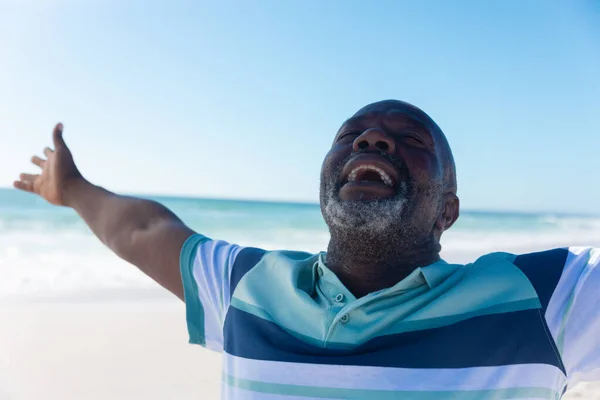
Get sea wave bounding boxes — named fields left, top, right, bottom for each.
left=1, top=190, right=599, bottom=296
left=2, top=222, right=600, bottom=297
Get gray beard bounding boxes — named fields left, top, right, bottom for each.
left=319, top=157, right=445, bottom=292
left=323, top=182, right=409, bottom=237
left=322, top=177, right=426, bottom=266
left=321, top=170, right=443, bottom=272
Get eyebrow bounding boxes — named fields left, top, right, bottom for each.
left=341, top=111, right=434, bottom=136
left=389, top=116, right=433, bottom=138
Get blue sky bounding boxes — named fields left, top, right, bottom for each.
left=1, top=1, right=599, bottom=213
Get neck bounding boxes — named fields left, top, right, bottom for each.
left=325, top=232, right=440, bottom=298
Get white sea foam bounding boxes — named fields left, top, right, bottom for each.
left=2, top=222, right=600, bottom=298
left=1, top=190, right=599, bottom=298
left=0, top=230, right=156, bottom=297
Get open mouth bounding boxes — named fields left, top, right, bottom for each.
left=340, top=155, right=399, bottom=188
left=338, top=154, right=400, bottom=200
left=346, top=165, right=394, bottom=187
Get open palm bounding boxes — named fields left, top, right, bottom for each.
left=14, top=123, right=84, bottom=206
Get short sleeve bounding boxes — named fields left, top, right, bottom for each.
left=545, top=247, right=600, bottom=386
left=179, top=234, right=244, bottom=352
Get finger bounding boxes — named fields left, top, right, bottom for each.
left=52, top=123, right=67, bottom=149
left=44, top=147, right=54, bottom=158
left=13, top=180, right=33, bottom=193
left=20, top=173, right=39, bottom=182
left=31, top=155, right=46, bottom=168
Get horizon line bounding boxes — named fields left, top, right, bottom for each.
left=0, top=186, right=597, bottom=218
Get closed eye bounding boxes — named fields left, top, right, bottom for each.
left=402, top=134, right=427, bottom=146
left=337, top=131, right=361, bottom=141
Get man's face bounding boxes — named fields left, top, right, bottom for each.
left=320, top=100, right=452, bottom=241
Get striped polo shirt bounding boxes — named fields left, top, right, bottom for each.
left=180, top=234, right=600, bottom=399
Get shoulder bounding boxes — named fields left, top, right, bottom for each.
left=181, top=234, right=320, bottom=300
left=510, top=247, right=597, bottom=293
left=508, top=246, right=599, bottom=274
left=511, top=248, right=570, bottom=309
left=183, top=234, right=316, bottom=267
left=474, top=247, right=597, bottom=311
left=230, top=247, right=320, bottom=294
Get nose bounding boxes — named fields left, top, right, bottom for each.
left=352, top=128, right=396, bottom=154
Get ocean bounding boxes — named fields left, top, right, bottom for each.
left=1, top=187, right=599, bottom=298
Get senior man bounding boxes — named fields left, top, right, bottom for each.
left=14, top=100, right=600, bottom=399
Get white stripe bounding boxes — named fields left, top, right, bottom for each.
left=192, top=240, right=243, bottom=351
left=224, top=353, right=566, bottom=391
left=224, top=387, right=325, bottom=400
left=546, top=247, right=600, bottom=384
left=545, top=247, right=588, bottom=343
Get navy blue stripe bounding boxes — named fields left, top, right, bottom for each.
left=513, top=248, right=568, bottom=311
left=230, top=247, right=266, bottom=297
left=224, top=306, right=565, bottom=372
left=512, top=248, right=568, bottom=377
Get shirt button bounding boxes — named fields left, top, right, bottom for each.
left=335, top=293, right=345, bottom=302
left=340, top=314, right=349, bottom=323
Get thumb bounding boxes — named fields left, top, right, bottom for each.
left=52, top=123, right=68, bottom=149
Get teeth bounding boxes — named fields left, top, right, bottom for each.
left=347, top=165, right=393, bottom=187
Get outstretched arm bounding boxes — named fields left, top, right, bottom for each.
left=14, top=123, right=194, bottom=300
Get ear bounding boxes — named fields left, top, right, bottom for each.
left=435, top=194, right=460, bottom=233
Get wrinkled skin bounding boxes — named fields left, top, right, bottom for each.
left=320, top=100, right=459, bottom=297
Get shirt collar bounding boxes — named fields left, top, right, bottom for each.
left=419, top=259, right=461, bottom=288
left=315, top=253, right=460, bottom=295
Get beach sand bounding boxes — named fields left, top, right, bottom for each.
left=0, top=290, right=220, bottom=400
left=0, top=289, right=597, bottom=400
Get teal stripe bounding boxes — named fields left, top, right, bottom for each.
left=231, top=297, right=541, bottom=348
left=179, top=233, right=211, bottom=346
left=556, top=251, right=591, bottom=354
left=224, top=374, right=559, bottom=399
left=230, top=297, right=276, bottom=324
left=230, top=297, right=329, bottom=347
left=556, top=291, right=575, bottom=354
left=219, top=242, right=230, bottom=324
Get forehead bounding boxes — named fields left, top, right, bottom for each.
left=347, top=100, right=437, bottom=130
